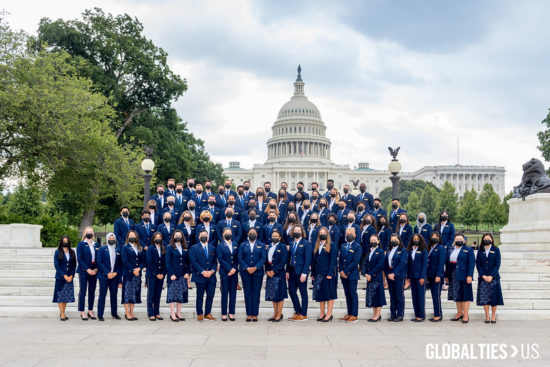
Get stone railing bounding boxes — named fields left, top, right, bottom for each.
left=0, top=223, right=43, bottom=248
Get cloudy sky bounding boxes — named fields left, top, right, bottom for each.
left=4, top=0, right=550, bottom=193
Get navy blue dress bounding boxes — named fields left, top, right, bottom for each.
left=446, top=246, right=475, bottom=302
left=311, top=242, right=338, bottom=302
left=121, top=244, right=145, bottom=304
left=52, top=250, right=76, bottom=303
left=476, top=246, right=504, bottom=306
left=264, top=242, right=288, bottom=302
left=361, top=247, right=387, bottom=308
left=165, top=245, right=191, bottom=304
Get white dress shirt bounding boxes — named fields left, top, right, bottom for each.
left=108, top=244, right=116, bottom=272
left=131, top=244, right=138, bottom=255
left=485, top=245, right=491, bottom=257
left=450, top=247, right=460, bottom=262
left=87, top=241, right=96, bottom=262
left=225, top=241, right=233, bottom=254
left=411, top=246, right=418, bottom=260
left=369, top=246, right=377, bottom=261
left=176, top=243, right=183, bottom=255
left=388, top=246, right=398, bottom=265
left=268, top=243, right=277, bottom=262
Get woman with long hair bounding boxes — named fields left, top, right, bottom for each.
left=476, top=233, right=503, bottom=323
left=426, top=231, right=446, bottom=322
left=146, top=232, right=166, bottom=321
left=446, top=233, right=475, bottom=323
left=76, top=227, right=99, bottom=320
left=406, top=234, right=428, bottom=322
left=385, top=234, right=407, bottom=322
left=121, top=230, right=145, bottom=321
left=53, top=236, right=76, bottom=321
left=311, top=227, right=337, bottom=322
left=165, top=230, right=190, bottom=322
left=265, top=230, right=288, bottom=322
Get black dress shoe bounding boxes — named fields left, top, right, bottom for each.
left=485, top=319, right=490, bottom=324
left=222, top=317, right=228, bottom=322
left=156, top=316, right=164, bottom=320
left=252, top=318, right=258, bottom=322
left=451, top=315, right=463, bottom=321
left=88, top=312, right=97, bottom=320
left=388, top=316, right=396, bottom=321
left=429, top=317, right=442, bottom=322
left=393, top=316, right=403, bottom=322
left=112, top=314, right=121, bottom=320
left=368, top=316, right=381, bottom=322
left=411, top=318, right=424, bottom=322
left=316, top=315, right=325, bottom=322
left=177, top=316, right=186, bottom=321
left=98, top=317, right=105, bottom=322
left=81, top=314, right=89, bottom=321
left=321, top=315, right=333, bottom=322
left=246, top=317, right=252, bottom=322
left=149, top=317, right=157, bottom=321
left=125, top=315, right=134, bottom=321
left=229, top=317, right=236, bottom=321
left=132, top=317, right=138, bottom=321
left=491, top=320, right=497, bottom=324
left=170, top=315, right=180, bottom=322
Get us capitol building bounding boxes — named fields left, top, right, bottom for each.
left=224, top=67, right=506, bottom=198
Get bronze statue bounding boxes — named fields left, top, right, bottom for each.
left=512, top=158, right=550, bottom=199
left=350, top=179, right=360, bottom=190
left=388, top=146, right=400, bottom=160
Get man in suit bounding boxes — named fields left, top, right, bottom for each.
left=183, top=178, right=196, bottom=199
left=202, top=197, right=221, bottom=226
left=97, top=233, right=122, bottom=321
left=166, top=178, right=177, bottom=198
left=323, top=179, right=335, bottom=200
left=135, top=210, right=156, bottom=250
left=287, top=225, right=312, bottom=321
left=340, top=212, right=360, bottom=246
left=113, top=206, right=135, bottom=247
left=242, top=180, right=255, bottom=202
left=357, top=183, right=375, bottom=211
left=190, top=230, right=218, bottom=321
left=339, top=228, right=362, bottom=323
left=373, top=198, right=387, bottom=222
left=216, top=207, right=243, bottom=244
left=215, top=186, right=228, bottom=208
left=340, top=184, right=357, bottom=211
left=280, top=182, right=294, bottom=202
left=260, top=211, right=283, bottom=243
left=335, top=201, right=350, bottom=226
left=192, top=184, right=209, bottom=212
left=389, top=198, right=407, bottom=233
left=174, top=183, right=188, bottom=212
left=264, top=181, right=277, bottom=200
left=295, top=181, right=310, bottom=201
left=162, top=197, right=181, bottom=225
left=223, top=179, right=237, bottom=200
left=151, top=185, right=167, bottom=211
left=235, top=185, right=249, bottom=209
left=203, top=180, right=214, bottom=197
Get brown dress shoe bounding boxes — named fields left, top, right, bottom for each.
left=204, top=314, right=217, bottom=321
left=345, top=316, right=359, bottom=323
left=237, top=284, right=242, bottom=290
left=339, top=315, right=351, bottom=322
left=197, top=314, right=204, bottom=321
left=295, top=315, right=308, bottom=322
left=288, top=313, right=299, bottom=321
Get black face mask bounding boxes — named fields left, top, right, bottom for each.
left=85, top=233, right=93, bottom=239
left=164, top=218, right=171, bottom=223
left=297, top=187, right=303, bottom=191
left=249, top=215, right=256, bottom=221
left=248, top=234, right=257, bottom=241
left=184, top=216, right=191, bottom=222
left=143, top=217, right=150, bottom=223
left=154, top=238, right=163, bottom=244
left=319, top=234, right=328, bottom=240
left=272, top=238, right=279, bottom=243
left=269, top=217, right=276, bottom=223
left=380, top=221, right=386, bottom=227
left=370, top=241, right=378, bottom=247
left=167, top=202, right=175, bottom=206
left=269, top=204, right=276, bottom=209
left=374, top=203, right=380, bottom=209
left=205, top=185, right=212, bottom=190
left=225, top=184, right=231, bottom=189
left=228, top=200, right=235, bottom=205
left=158, top=190, right=164, bottom=196
left=310, top=218, right=318, bottom=223
left=391, top=241, right=399, bottom=247
left=128, top=237, right=136, bottom=244
left=293, top=232, right=301, bottom=239
left=343, top=189, right=349, bottom=194
left=257, top=192, right=264, bottom=197
left=304, top=205, right=310, bottom=209
left=418, top=217, right=425, bottom=223
left=107, top=240, right=116, bottom=246
left=328, top=220, right=336, bottom=226
left=196, top=190, right=203, bottom=195
left=238, top=191, right=244, bottom=195
left=168, top=184, right=175, bottom=189
left=189, top=205, right=195, bottom=210
left=392, top=203, right=398, bottom=209
left=412, top=240, right=420, bottom=246
left=330, top=193, right=336, bottom=198
left=441, top=216, right=448, bottom=221
left=200, top=236, right=208, bottom=243
left=338, top=205, right=345, bottom=210
left=347, top=217, right=354, bottom=223
left=176, top=188, right=183, bottom=193
left=203, top=217, right=211, bottom=223
left=399, top=218, right=407, bottom=224
left=455, top=241, right=464, bottom=247
left=62, top=242, right=70, bottom=248
left=346, top=234, right=355, bottom=242
left=150, top=205, right=156, bottom=210
left=360, top=187, right=366, bottom=193
left=327, top=184, right=334, bottom=190
left=226, top=213, right=233, bottom=218
left=364, top=219, right=371, bottom=225
left=482, top=239, right=492, bottom=246
left=218, top=189, right=224, bottom=194
left=430, top=238, right=439, bottom=244
left=224, top=234, right=232, bottom=241
left=358, top=206, right=364, bottom=212
left=264, top=187, right=270, bottom=192
left=188, top=182, right=194, bottom=188
left=122, top=212, right=129, bottom=218
left=244, top=186, right=250, bottom=191
left=209, top=201, right=216, bottom=206
left=320, top=203, right=326, bottom=208
left=288, top=217, right=296, bottom=223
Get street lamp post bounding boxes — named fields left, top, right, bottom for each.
left=141, top=146, right=155, bottom=209
left=388, top=147, right=402, bottom=200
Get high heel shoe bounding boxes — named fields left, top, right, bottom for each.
left=317, top=314, right=326, bottom=322
left=368, top=316, right=381, bottom=322
left=321, top=315, right=333, bottom=323
left=177, top=315, right=186, bottom=321
left=170, top=315, right=180, bottom=322
left=125, top=315, right=134, bottom=321
left=485, top=319, right=490, bottom=324
left=272, top=315, right=283, bottom=322
left=450, top=315, right=463, bottom=321
left=80, top=314, right=88, bottom=321
left=87, top=312, right=96, bottom=320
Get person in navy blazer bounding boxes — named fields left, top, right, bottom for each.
left=354, top=201, right=373, bottom=226
left=235, top=185, right=249, bottom=209
left=76, top=227, right=100, bottom=320
left=298, top=200, right=313, bottom=227
left=315, top=198, right=330, bottom=227
left=135, top=210, right=156, bottom=250
left=217, top=228, right=240, bottom=321
left=339, top=212, right=361, bottom=247
left=165, top=230, right=191, bottom=322
left=162, top=197, right=181, bottom=225
left=96, top=233, right=122, bottom=321
left=238, top=228, right=267, bottom=322
left=216, top=207, right=242, bottom=244
left=476, top=233, right=503, bottom=323
left=389, top=199, right=407, bottom=233
left=190, top=229, right=218, bottom=321
left=445, top=233, right=475, bottom=323
left=361, top=234, right=386, bottom=321
left=340, top=185, right=357, bottom=211
left=295, top=182, right=310, bottom=200
left=151, top=185, right=167, bottom=211
left=186, top=200, right=200, bottom=223
left=224, top=197, right=242, bottom=222
left=305, top=213, right=321, bottom=245
left=426, top=231, right=446, bottom=322
left=174, top=185, right=188, bottom=213
left=264, top=181, right=277, bottom=200
left=195, top=211, right=217, bottom=247
left=327, top=214, right=341, bottom=247
left=277, top=190, right=289, bottom=223
left=114, top=206, right=135, bottom=247
left=385, top=234, right=408, bottom=322
left=338, top=228, right=363, bottom=323
left=177, top=211, right=197, bottom=247
left=146, top=232, right=166, bottom=321
left=53, top=236, right=76, bottom=321
left=121, top=230, right=145, bottom=320
left=334, top=201, right=350, bottom=225
left=287, top=225, right=312, bottom=321
left=434, top=210, right=456, bottom=251
left=264, top=199, right=279, bottom=223
left=372, top=198, right=387, bottom=222
left=261, top=211, right=284, bottom=244
left=309, top=191, right=320, bottom=211
left=414, top=212, right=432, bottom=245
left=396, top=213, right=413, bottom=248
left=357, top=183, right=375, bottom=211
left=265, top=230, right=288, bottom=322
left=157, top=211, right=176, bottom=247
left=377, top=216, right=392, bottom=252
left=214, top=186, right=228, bottom=208
left=202, top=196, right=221, bottom=225
left=406, top=234, right=428, bottom=321
left=359, top=215, right=377, bottom=262
left=241, top=209, right=263, bottom=236
left=311, top=227, right=337, bottom=322
left=192, top=183, right=209, bottom=210
left=183, top=179, right=196, bottom=199
left=222, top=179, right=237, bottom=200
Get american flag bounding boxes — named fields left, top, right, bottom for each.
left=299, top=142, right=303, bottom=158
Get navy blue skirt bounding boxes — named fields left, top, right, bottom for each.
left=313, top=276, right=337, bottom=302
left=122, top=275, right=142, bottom=304
left=52, top=279, right=75, bottom=303
left=448, top=267, right=473, bottom=302
left=166, top=277, right=189, bottom=304
left=366, top=277, right=386, bottom=308
left=265, top=272, right=287, bottom=302
left=476, top=278, right=504, bottom=306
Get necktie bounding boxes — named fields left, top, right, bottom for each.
left=125, top=219, right=129, bottom=229
left=204, top=245, right=208, bottom=258
left=146, top=224, right=149, bottom=235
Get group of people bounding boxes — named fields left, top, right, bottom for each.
left=53, top=178, right=504, bottom=324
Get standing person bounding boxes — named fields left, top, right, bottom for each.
left=434, top=210, right=455, bottom=251
left=338, top=228, right=362, bottom=323
left=372, top=198, right=387, bottom=222
left=97, top=233, right=122, bottom=321
left=406, top=234, right=428, bottom=322
left=385, top=234, right=407, bottom=322
left=446, top=233, right=475, bottom=324
left=265, top=230, right=288, bottom=322
left=389, top=199, right=406, bottom=233
left=53, top=236, right=76, bottom=321
left=426, top=232, right=446, bottom=322
left=177, top=210, right=196, bottom=247
left=287, top=225, right=312, bottom=321
left=396, top=213, right=413, bottom=248
left=146, top=199, right=161, bottom=226
left=261, top=210, right=284, bottom=244
left=76, top=227, right=99, bottom=320
left=360, top=214, right=377, bottom=259
left=195, top=211, right=217, bottom=247
left=311, top=227, right=337, bottom=322
left=476, top=233, right=503, bottom=324
left=357, top=183, right=374, bottom=211
left=190, top=230, right=218, bottom=321
left=158, top=212, right=175, bottom=247
left=136, top=210, right=156, bottom=250
left=238, top=228, right=267, bottom=322
left=217, top=228, right=239, bottom=321
left=146, top=232, right=166, bottom=321
left=165, top=230, right=191, bottom=322
left=361, top=234, right=386, bottom=322
left=414, top=212, right=432, bottom=245
left=121, top=230, right=145, bottom=321
left=114, top=206, right=135, bottom=247
left=377, top=216, right=391, bottom=252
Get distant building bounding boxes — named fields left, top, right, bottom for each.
left=224, top=67, right=505, bottom=198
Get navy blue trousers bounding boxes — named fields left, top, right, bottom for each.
left=341, top=278, right=358, bottom=316
left=428, top=277, right=443, bottom=318
left=241, top=272, right=263, bottom=316
left=98, top=278, right=119, bottom=318
left=220, top=273, right=238, bottom=315
left=195, top=277, right=216, bottom=315
left=387, top=277, right=405, bottom=317
left=147, top=276, right=164, bottom=317
left=288, top=270, right=309, bottom=316
left=78, top=271, right=97, bottom=312
left=410, top=278, right=426, bottom=319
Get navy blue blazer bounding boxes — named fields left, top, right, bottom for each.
left=373, top=207, right=387, bottom=221
left=339, top=223, right=361, bottom=245
left=189, top=243, right=217, bottom=283
left=305, top=225, right=320, bottom=245
left=147, top=210, right=162, bottom=227
left=446, top=245, right=475, bottom=281
left=315, top=207, right=330, bottom=227
left=238, top=240, right=267, bottom=277
left=176, top=223, right=196, bottom=246
left=434, top=222, right=456, bottom=249
left=475, top=245, right=501, bottom=280
left=162, top=206, right=181, bottom=225
left=265, top=242, right=288, bottom=275
left=157, top=222, right=176, bottom=247
left=359, top=225, right=377, bottom=259
left=121, top=244, right=145, bottom=276
left=407, top=248, right=428, bottom=279
left=378, top=226, right=392, bottom=252
left=145, top=245, right=166, bottom=278
left=355, top=209, right=373, bottom=226
left=216, top=219, right=242, bottom=244
left=327, top=225, right=341, bottom=247
left=260, top=222, right=284, bottom=243
left=241, top=220, right=263, bottom=239
left=76, top=241, right=100, bottom=273
left=151, top=193, right=166, bottom=211
left=312, top=242, right=338, bottom=277
left=201, top=205, right=222, bottom=225
left=173, top=194, right=189, bottom=212
left=214, top=193, right=227, bottom=208
left=340, top=193, right=357, bottom=211
left=165, top=245, right=190, bottom=279
left=389, top=208, right=407, bottom=233
left=183, top=187, right=195, bottom=199
left=136, top=221, right=156, bottom=249
left=338, top=241, right=362, bottom=280
left=397, top=223, right=413, bottom=247
left=194, top=223, right=217, bottom=247
left=96, top=245, right=122, bottom=282
left=234, top=195, right=249, bottom=209
left=298, top=208, right=313, bottom=227
left=266, top=191, right=277, bottom=200
left=54, top=250, right=76, bottom=279
left=414, top=224, right=433, bottom=245
left=385, top=247, right=408, bottom=279
left=334, top=208, right=350, bottom=225
left=114, top=217, right=135, bottom=246
left=287, top=238, right=312, bottom=276
left=192, top=193, right=209, bottom=210
left=427, top=244, right=446, bottom=279
left=361, top=246, right=385, bottom=280
left=356, top=192, right=374, bottom=211
left=216, top=241, right=239, bottom=276
left=241, top=209, right=264, bottom=226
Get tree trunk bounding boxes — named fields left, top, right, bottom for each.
left=79, top=207, right=95, bottom=235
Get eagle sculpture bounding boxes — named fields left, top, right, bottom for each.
left=388, top=146, right=400, bottom=160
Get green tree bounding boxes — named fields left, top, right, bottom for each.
left=404, top=191, right=421, bottom=221
left=6, top=183, right=44, bottom=218
left=436, top=181, right=459, bottom=221
left=420, top=186, right=439, bottom=224
left=537, top=108, right=550, bottom=171
left=379, top=179, right=438, bottom=212
left=458, top=188, right=480, bottom=230
left=479, top=183, right=506, bottom=231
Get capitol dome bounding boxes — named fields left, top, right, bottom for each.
left=266, top=66, right=332, bottom=164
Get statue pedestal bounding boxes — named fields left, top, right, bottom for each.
left=500, top=193, right=550, bottom=249
left=0, top=224, right=43, bottom=248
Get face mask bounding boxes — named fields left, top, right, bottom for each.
left=264, top=187, right=270, bottom=193
left=288, top=217, right=296, bottom=223
left=272, top=238, right=279, bottom=244
left=327, top=184, right=333, bottom=190
left=184, top=216, right=191, bottom=221
left=312, top=196, right=318, bottom=200
left=293, top=232, right=301, bottom=239
left=328, top=220, right=336, bottom=225
left=269, top=217, right=276, bottom=223
left=346, top=234, right=355, bottom=242
left=63, top=242, right=70, bottom=248
left=418, top=217, right=425, bottom=224
left=218, top=189, right=224, bottom=194
left=360, top=187, right=366, bottom=193
left=224, top=234, right=232, bottom=241
left=380, top=221, right=386, bottom=226
left=203, top=217, right=211, bottom=223
left=225, top=184, right=231, bottom=189
left=85, top=233, right=93, bottom=239
left=176, top=188, right=183, bottom=193
left=297, top=187, right=303, bottom=191
left=228, top=200, right=235, bottom=205
left=143, top=217, right=150, bottom=223
left=269, top=204, right=276, bottom=209
left=164, top=217, right=171, bottom=223
left=107, top=240, right=116, bottom=246
left=248, top=234, right=257, bottom=241
left=196, top=190, right=203, bottom=195
left=279, top=192, right=285, bottom=197
left=250, top=215, right=256, bottom=221
left=358, top=206, right=364, bottom=211
left=257, top=192, right=264, bottom=196
left=244, top=185, right=250, bottom=190
left=330, top=193, right=336, bottom=198
left=412, top=240, right=420, bottom=246
left=200, top=236, right=208, bottom=243
left=374, top=203, right=380, bottom=209
left=158, top=190, right=164, bottom=195
left=482, top=239, right=492, bottom=246
left=370, top=241, right=378, bottom=247
left=338, top=205, right=345, bottom=210
left=399, top=218, right=407, bottom=224
left=430, top=238, right=439, bottom=244
left=205, top=185, right=212, bottom=190
left=168, top=184, right=175, bottom=189
left=392, top=203, right=398, bottom=209
left=150, top=205, right=156, bottom=210
left=441, top=216, right=448, bottom=221
left=364, top=219, right=371, bottom=225
left=167, top=201, right=175, bottom=206
left=304, top=205, right=310, bottom=209
left=347, top=217, right=354, bottom=223
left=319, top=234, right=328, bottom=240
left=209, top=201, right=216, bottom=206
left=189, top=205, right=195, bottom=210
left=343, top=189, right=349, bottom=194
left=226, top=212, right=233, bottom=218
left=188, top=182, right=194, bottom=188
left=238, top=190, right=244, bottom=195
left=391, top=241, right=399, bottom=247
left=455, top=241, right=464, bottom=247
left=122, top=212, right=129, bottom=218
left=320, top=203, right=326, bottom=208
left=310, top=218, right=318, bottom=223
left=128, top=237, right=136, bottom=244
left=154, top=238, right=163, bottom=244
